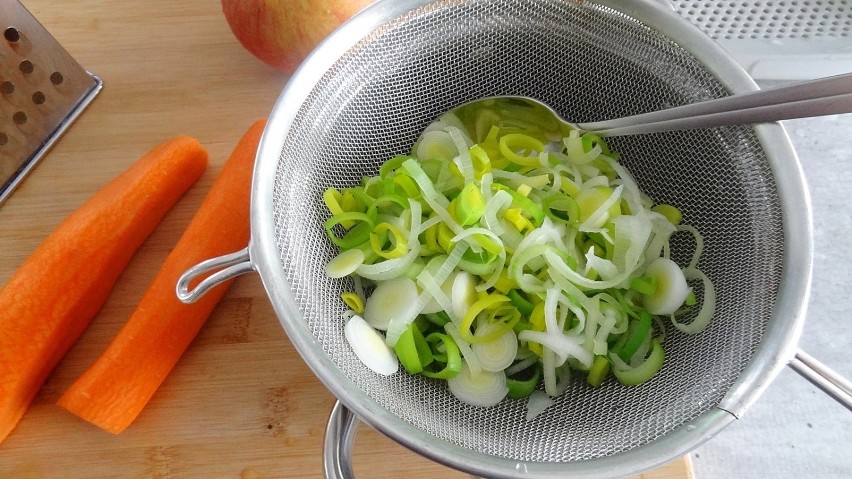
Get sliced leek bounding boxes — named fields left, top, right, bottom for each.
left=363, top=277, right=418, bottom=330
left=447, top=363, right=509, bottom=407
left=325, top=249, right=365, bottom=278
left=323, top=103, right=715, bottom=407
left=344, top=315, right=399, bottom=376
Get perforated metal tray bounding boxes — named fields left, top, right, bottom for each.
left=669, top=0, right=852, bottom=79
left=0, top=1, right=102, bottom=206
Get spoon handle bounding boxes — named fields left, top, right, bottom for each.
left=580, top=72, right=852, bottom=137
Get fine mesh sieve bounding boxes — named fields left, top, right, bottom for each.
left=178, top=0, right=827, bottom=477
left=273, top=0, right=786, bottom=461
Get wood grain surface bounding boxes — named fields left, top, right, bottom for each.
left=0, top=1, right=694, bottom=478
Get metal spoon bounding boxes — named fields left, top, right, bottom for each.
left=445, top=71, right=852, bottom=138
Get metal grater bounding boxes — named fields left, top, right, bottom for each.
left=0, top=1, right=102, bottom=206
left=668, top=0, right=852, bottom=79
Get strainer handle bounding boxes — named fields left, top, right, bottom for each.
left=175, top=247, right=254, bottom=303
left=323, top=401, right=358, bottom=479
left=788, top=349, right=852, bottom=412
left=323, top=401, right=481, bottom=479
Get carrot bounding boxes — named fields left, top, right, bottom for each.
left=0, top=136, right=208, bottom=444
left=57, top=119, right=265, bottom=434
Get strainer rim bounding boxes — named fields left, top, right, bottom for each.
left=248, top=0, right=813, bottom=477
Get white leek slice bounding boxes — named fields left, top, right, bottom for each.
left=447, top=363, right=508, bottom=407
left=491, top=169, right=551, bottom=190
left=600, top=155, right=643, bottom=212
left=324, top=249, right=365, bottom=278
left=581, top=174, right=610, bottom=189
left=451, top=270, right=478, bottom=320
left=415, top=130, right=458, bottom=161
left=671, top=267, right=715, bottom=334
left=435, top=111, right=469, bottom=135
left=401, top=159, right=462, bottom=235
left=643, top=214, right=677, bottom=265
left=584, top=246, right=619, bottom=281
left=578, top=184, right=623, bottom=231
left=545, top=249, right=634, bottom=291
left=507, top=243, right=551, bottom=293
left=450, top=227, right=503, bottom=258
left=541, top=346, right=558, bottom=396
left=513, top=216, right=564, bottom=253
left=383, top=246, right=465, bottom=345
left=418, top=270, right=457, bottom=318
left=419, top=255, right=455, bottom=314
left=480, top=172, right=493, bottom=203
left=363, top=277, right=419, bottom=330
left=486, top=213, right=517, bottom=247
left=415, top=243, right=468, bottom=316
left=345, top=315, right=398, bottom=376
left=593, top=310, right=617, bottom=355
left=472, top=325, right=518, bottom=372
left=448, top=127, right=474, bottom=185
left=525, top=390, right=555, bottom=421
left=563, top=130, right=600, bottom=165
left=482, top=190, right=512, bottom=235
left=611, top=213, right=654, bottom=274
left=450, top=227, right=507, bottom=292
left=597, top=293, right=628, bottom=335
left=676, top=224, right=705, bottom=271
left=518, top=329, right=593, bottom=369
left=643, top=257, right=689, bottom=315
left=543, top=287, right=564, bottom=335
left=418, top=214, right=443, bottom=234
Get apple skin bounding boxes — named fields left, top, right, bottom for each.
left=222, top=0, right=374, bottom=74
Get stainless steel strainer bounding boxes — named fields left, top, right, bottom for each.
left=177, top=0, right=851, bottom=477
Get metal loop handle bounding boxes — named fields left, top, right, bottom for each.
left=323, top=401, right=359, bottom=479
left=788, top=349, right=852, bottom=412
left=323, top=401, right=482, bottom=479
left=176, top=247, right=254, bottom=303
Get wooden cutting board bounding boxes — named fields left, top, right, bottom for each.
left=0, top=1, right=694, bottom=477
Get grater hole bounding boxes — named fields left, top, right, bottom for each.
left=50, top=71, right=64, bottom=85
left=18, top=60, right=33, bottom=75
left=0, top=81, right=14, bottom=95
left=12, top=111, right=26, bottom=125
left=31, top=91, right=45, bottom=105
left=4, top=27, right=20, bottom=43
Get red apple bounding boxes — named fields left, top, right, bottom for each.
left=221, top=0, right=375, bottom=74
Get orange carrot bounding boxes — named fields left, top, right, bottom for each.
left=57, top=119, right=265, bottom=434
left=0, top=136, right=208, bottom=444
